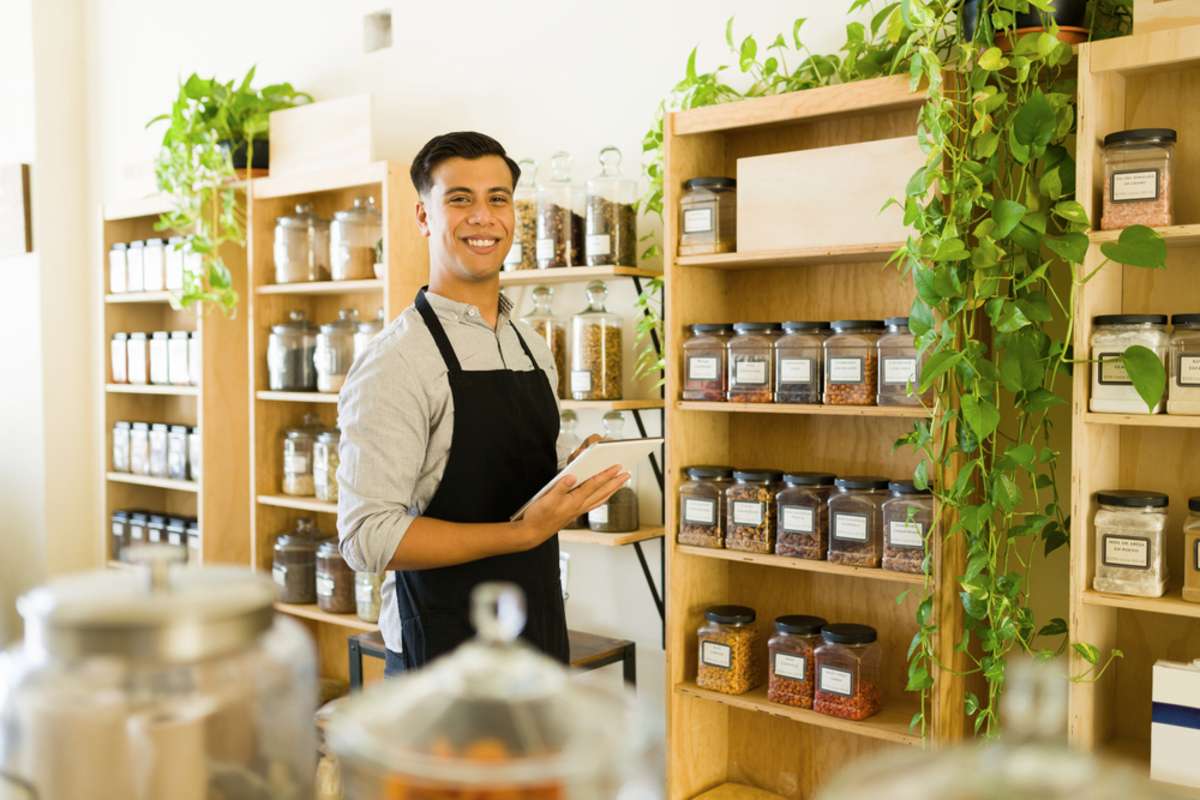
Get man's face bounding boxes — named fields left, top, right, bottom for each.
left=416, top=155, right=515, bottom=281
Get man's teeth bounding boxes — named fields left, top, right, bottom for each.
left=467, top=238, right=497, bottom=247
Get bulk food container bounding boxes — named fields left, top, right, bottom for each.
left=331, top=197, right=381, bottom=281
left=536, top=151, right=584, bottom=268
left=584, top=145, right=636, bottom=267
left=504, top=158, right=538, bottom=271
left=273, top=202, right=331, bottom=283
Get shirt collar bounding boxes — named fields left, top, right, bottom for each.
left=424, top=289, right=513, bottom=328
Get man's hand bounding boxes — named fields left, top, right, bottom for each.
left=568, top=433, right=603, bottom=463
left=518, top=465, right=629, bottom=548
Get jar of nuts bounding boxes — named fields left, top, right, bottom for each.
left=877, top=316, right=929, bottom=407
left=570, top=281, right=622, bottom=400
left=882, top=480, right=933, bottom=574
left=503, top=158, right=538, bottom=271
left=678, top=465, right=733, bottom=548
left=768, top=614, right=827, bottom=709
left=536, top=150, right=585, bottom=268
left=775, top=472, right=836, bottom=560
left=775, top=321, right=830, bottom=404
left=814, top=623, right=882, bottom=721
left=828, top=476, right=889, bottom=567
left=682, top=323, right=732, bottom=402
left=1100, top=128, right=1176, bottom=231
left=523, top=285, right=568, bottom=399
left=727, top=322, right=780, bottom=403
left=725, top=469, right=782, bottom=554
left=824, top=320, right=886, bottom=406
left=696, top=605, right=762, bottom=695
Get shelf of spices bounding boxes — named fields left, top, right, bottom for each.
left=1092, top=490, right=1169, bottom=598
left=110, top=508, right=197, bottom=563
left=110, top=329, right=200, bottom=387
left=1088, top=312, right=1200, bottom=416
left=111, top=419, right=199, bottom=484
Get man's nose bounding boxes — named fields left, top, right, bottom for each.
left=467, top=202, right=495, bottom=225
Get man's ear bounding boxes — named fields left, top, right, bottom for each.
left=415, top=199, right=431, bottom=238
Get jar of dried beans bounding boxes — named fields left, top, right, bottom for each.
left=725, top=469, right=781, bottom=554
left=282, top=424, right=316, bottom=496
left=584, top=145, right=637, bottom=267
left=316, top=539, right=356, bottom=614
left=825, top=320, right=885, bottom=406
left=679, top=177, right=736, bottom=256
left=696, top=605, right=761, bottom=695
left=828, top=476, right=889, bottom=567
left=727, top=322, right=778, bottom=403
left=537, top=151, right=584, bottom=268
left=814, top=623, right=882, bottom=721
left=273, top=519, right=320, bottom=604
left=1184, top=497, right=1200, bottom=604
left=570, top=281, right=622, bottom=400
left=678, top=465, right=733, bottom=548
left=775, top=472, right=836, bottom=560
left=882, top=480, right=933, bottom=574
left=314, top=428, right=340, bottom=503
left=1090, top=314, right=1169, bottom=414
left=877, top=316, right=927, bottom=406
left=768, top=614, right=827, bottom=709
left=503, top=158, right=538, bottom=271
left=775, top=321, right=829, bottom=404
left=1093, top=489, right=1168, bottom=598
left=1100, top=128, right=1176, bottom=231
left=682, top=323, right=731, bottom=402
left=1168, top=314, right=1200, bottom=415
left=523, top=286, right=568, bottom=398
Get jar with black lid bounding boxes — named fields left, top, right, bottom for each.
left=130, top=422, right=150, bottom=475
left=776, top=472, right=837, bottom=560
left=146, top=514, right=167, bottom=545
left=882, top=480, right=934, bottom=574
left=877, top=316, right=926, bottom=406
left=110, top=332, right=129, bottom=384
left=165, top=516, right=188, bottom=558
left=814, top=623, right=882, bottom=720
left=316, top=539, right=356, bottom=614
left=825, top=320, right=886, bottom=406
left=127, top=511, right=149, bottom=547
left=148, top=423, right=169, bottom=478
left=167, top=424, right=189, bottom=481
left=682, top=323, right=732, bottom=402
left=186, top=518, right=201, bottom=563
left=111, top=420, right=131, bottom=472
left=828, top=476, right=890, bottom=567
left=775, top=321, right=829, bottom=404
left=273, top=518, right=320, bottom=604
left=126, top=332, right=148, bottom=385
left=727, top=322, right=779, bottom=403
left=725, top=469, right=782, bottom=553
left=1101, top=128, right=1176, bottom=230
left=108, top=242, right=128, bottom=294
left=678, top=465, right=733, bottom=548
left=1168, top=313, right=1200, bottom=415
left=696, top=604, right=761, bottom=695
left=1093, top=489, right=1168, bottom=598
left=679, top=177, right=736, bottom=256
left=1090, top=314, right=1169, bottom=414
left=110, top=510, right=129, bottom=560
left=768, top=614, right=827, bottom=709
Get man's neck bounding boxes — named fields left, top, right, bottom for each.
left=428, top=267, right=502, bottom=328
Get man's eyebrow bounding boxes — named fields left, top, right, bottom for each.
left=442, top=186, right=513, bottom=195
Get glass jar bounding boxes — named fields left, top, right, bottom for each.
left=503, top=158, right=538, bottom=271
left=557, top=410, right=590, bottom=530
left=188, top=330, right=201, bottom=386
left=536, top=151, right=584, bottom=268
left=814, top=623, right=882, bottom=721
left=145, top=514, right=166, bottom=545
left=273, top=518, right=320, bottom=604
left=776, top=472, right=837, bottom=560
left=187, top=518, right=201, bottom=563
left=1101, top=128, right=1176, bottom=230
left=679, top=177, right=737, bottom=256
left=126, top=332, right=148, bottom=385
left=274, top=202, right=331, bottom=283
left=882, top=480, right=934, bottom=574
left=588, top=412, right=640, bottom=533
left=354, top=307, right=385, bottom=363
left=108, top=242, right=127, bottom=293
left=142, top=237, right=166, bottom=292
left=725, top=469, right=782, bottom=554
left=1168, top=314, right=1200, bottom=415
left=331, top=196, right=381, bottom=280
left=828, top=476, right=889, bottom=567
left=696, top=605, right=762, bottom=695
left=129, top=422, right=150, bottom=476
left=167, top=424, right=189, bottom=481
left=1090, top=314, right=1169, bottom=414
left=188, top=426, right=201, bottom=482
left=585, top=145, right=637, bottom=267
left=524, top=285, right=567, bottom=398
left=314, top=428, right=341, bottom=503
left=315, top=307, right=359, bottom=393
left=768, top=614, right=828, bottom=709
left=355, top=572, right=384, bottom=623
left=877, top=316, right=927, bottom=406
left=148, top=423, right=169, bottom=478
left=570, top=281, right=622, bottom=400
left=282, top=422, right=317, bottom=496
left=316, top=539, right=356, bottom=614
left=165, top=516, right=188, bottom=558
left=110, top=332, right=128, bottom=383
left=166, top=330, right=188, bottom=385
left=825, top=320, right=885, bottom=406
left=1185, top=498, right=1200, bottom=603
left=1092, top=490, right=1168, bottom=598
left=127, top=511, right=148, bottom=547
left=678, top=465, right=733, bottom=548
left=682, top=323, right=731, bottom=402
left=164, top=235, right=185, bottom=291
left=149, top=331, right=169, bottom=385
left=125, top=239, right=145, bottom=292
left=727, top=322, right=779, bottom=403
left=110, top=510, right=128, bottom=560
left=775, top=321, right=829, bottom=404
left=268, top=309, right=318, bottom=391
left=111, top=420, right=131, bottom=472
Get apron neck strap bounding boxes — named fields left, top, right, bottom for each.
left=415, top=287, right=462, bottom=373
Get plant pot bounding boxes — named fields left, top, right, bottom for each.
left=960, top=0, right=1090, bottom=40
left=220, top=138, right=270, bottom=170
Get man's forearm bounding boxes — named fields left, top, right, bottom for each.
left=385, top=516, right=536, bottom=571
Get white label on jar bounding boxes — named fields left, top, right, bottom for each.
left=779, top=358, right=813, bottom=384
left=504, top=240, right=522, bottom=265
left=1103, top=535, right=1150, bottom=569
left=285, top=453, right=309, bottom=475
left=774, top=653, right=807, bottom=680
left=688, top=356, right=719, bottom=381
left=819, top=665, right=854, bottom=696
left=316, top=574, right=334, bottom=597
left=1179, top=356, right=1200, bottom=386
left=889, top=521, right=925, bottom=548
left=781, top=506, right=814, bottom=534
left=683, top=207, right=714, bottom=234
left=701, top=641, right=732, bottom=669
left=734, top=360, right=767, bottom=386
left=1097, top=351, right=1131, bottom=385
left=733, top=501, right=764, bottom=526
left=571, top=370, right=592, bottom=392
left=536, top=238, right=555, bottom=261
left=272, top=564, right=287, bottom=587
left=586, top=234, right=612, bottom=258
left=589, top=504, right=610, bottom=525
left=883, top=357, right=918, bottom=386
left=833, top=512, right=869, bottom=542
left=829, top=357, right=864, bottom=384
left=1111, top=169, right=1159, bottom=202
left=357, top=582, right=375, bottom=604
left=684, top=498, right=716, bottom=525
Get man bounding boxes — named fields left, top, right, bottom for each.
left=337, top=131, right=627, bottom=674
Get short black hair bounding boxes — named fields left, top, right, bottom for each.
left=410, top=131, right=521, bottom=197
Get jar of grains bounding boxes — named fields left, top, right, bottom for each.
left=678, top=465, right=733, bottom=548
left=727, top=322, right=779, bottom=403
left=877, top=316, right=928, bottom=406
left=584, top=145, right=637, bottom=267
left=503, top=158, right=538, bottom=271
left=355, top=572, right=384, bottom=623
left=725, top=469, right=782, bottom=554
left=775, top=472, right=837, bottom=560
left=314, top=308, right=359, bottom=393
left=679, top=177, right=737, bottom=256
left=330, top=196, right=381, bottom=281
left=145, top=514, right=166, bottom=545
left=570, top=281, right=622, bottom=400
left=1100, top=128, right=1176, bottom=231
left=1090, top=314, right=1169, bottom=414
left=523, top=286, right=568, bottom=398
left=268, top=310, right=318, bottom=392
left=882, top=480, right=934, bottom=574
left=682, top=323, right=732, bottom=402
left=828, top=476, right=890, bottom=567
left=281, top=423, right=317, bottom=496
left=775, top=321, right=829, bottom=404
left=814, top=623, right=882, bottom=721
left=1093, top=490, right=1168, bottom=598
left=272, top=520, right=320, bottom=604
left=1169, top=314, right=1200, bottom=415
left=588, top=412, right=640, bottom=533
left=536, top=151, right=584, bottom=268
left=111, top=421, right=131, bottom=473
left=1184, top=498, right=1200, bottom=604
left=696, top=605, right=762, bottom=695
left=316, top=539, right=356, bottom=614
left=768, top=614, right=828, bottom=709
left=273, top=202, right=331, bottom=284
left=314, top=428, right=341, bottom=503
left=127, top=512, right=149, bottom=548
left=825, top=320, right=885, bottom=405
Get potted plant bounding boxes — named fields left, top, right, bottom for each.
left=148, top=66, right=311, bottom=311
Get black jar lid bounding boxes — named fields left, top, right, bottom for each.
left=110, top=242, right=128, bottom=251
left=1103, top=128, right=1177, bottom=147
left=889, top=480, right=932, bottom=495
left=774, top=614, right=827, bottom=635
left=690, top=323, right=732, bottom=334
left=686, top=465, right=734, bottom=480
left=1172, top=314, right=1200, bottom=327
left=781, top=320, right=827, bottom=333
left=732, top=322, right=778, bottom=333
left=684, top=177, right=736, bottom=190
left=885, top=316, right=910, bottom=328
left=705, top=605, right=755, bottom=625
left=130, top=511, right=149, bottom=522
left=821, top=623, right=878, bottom=645
left=835, top=475, right=890, bottom=490
left=733, top=469, right=783, bottom=483
left=147, top=514, right=167, bottom=526
left=1093, top=314, right=1168, bottom=326
left=1190, top=497, right=1200, bottom=513
left=783, top=471, right=837, bottom=486
left=830, top=319, right=886, bottom=332
left=112, top=510, right=130, bottom=522
left=1096, top=489, right=1169, bottom=508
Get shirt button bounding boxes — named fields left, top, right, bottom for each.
left=467, top=308, right=477, bottom=316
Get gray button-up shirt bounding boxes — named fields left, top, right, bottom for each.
left=336, top=289, right=566, bottom=653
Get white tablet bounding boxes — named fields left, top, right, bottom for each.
left=510, top=437, right=665, bottom=521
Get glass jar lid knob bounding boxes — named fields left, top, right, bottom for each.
left=471, top=582, right=526, bottom=644
left=549, top=150, right=572, bottom=183
left=598, top=145, right=622, bottom=175
left=585, top=279, right=608, bottom=306
left=602, top=410, right=626, bottom=439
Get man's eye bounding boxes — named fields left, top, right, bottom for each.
left=448, top=196, right=470, bottom=204
left=490, top=195, right=510, bottom=205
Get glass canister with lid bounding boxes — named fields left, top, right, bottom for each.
left=588, top=412, right=640, bottom=533
left=148, top=423, right=169, bottom=478
left=814, top=623, right=882, bottom=721
left=1092, top=489, right=1168, bottom=598
left=1100, top=128, right=1176, bottom=231
left=725, top=469, right=782, bottom=554
left=882, top=480, right=934, bottom=574
left=877, top=316, right=927, bottom=406
left=273, top=517, right=320, bottom=603
left=697, top=604, right=762, bottom=695
left=142, top=238, right=166, bottom=292
left=314, top=428, right=341, bottom=503
left=167, top=424, right=189, bottom=481
left=1168, top=313, right=1200, bottom=415
left=126, top=332, right=148, bottom=385
left=775, top=321, right=829, bottom=404
left=111, top=420, right=131, bottom=472
left=354, top=307, right=385, bottom=363
left=536, top=151, right=584, bottom=268
left=679, top=177, right=737, bottom=256
left=678, top=465, right=733, bottom=548
left=108, top=242, right=128, bottom=293
left=1090, top=314, right=1169, bottom=414
left=331, top=196, right=382, bottom=280
left=1185, top=497, right=1200, bottom=603
left=268, top=309, right=318, bottom=391
left=825, top=320, right=886, bottom=406
left=316, top=539, right=356, bottom=614
left=149, top=331, right=170, bottom=385
left=273, top=202, right=331, bottom=283
left=776, top=471, right=837, bottom=560
left=727, top=322, right=779, bottom=403
left=504, top=158, right=538, bottom=271
left=125, top=239, right=145, bottom=292
left=768, top=614, right=828, bottom=709
left=129, top=422, right=150, bottom=476
left=314, top=307, right=360, bottom=393
left=282, top=418, right=320, bottom=496
left=110, top=332, right=129, bottom=383
left=110, top=510, right=129, bottom=560
left=828, top=476, right=890, bottom=567
left=585, top=145, right=637, bottom=267
left=164, top=235, right=185, bottom=291
left=570, top=281, right=622, bottom=400
left=355, top=572, right=384, bottom=623
left=682, top=323, right=731, bottom=401
left=524, top=285, right=568, bottom=398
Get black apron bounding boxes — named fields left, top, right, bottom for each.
left=392, top=288, right=569, bottom=670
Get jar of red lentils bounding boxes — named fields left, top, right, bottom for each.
left=814, top=623, right=882, bottom=721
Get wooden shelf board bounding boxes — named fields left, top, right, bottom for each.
left=559, top=399, right=664, bottom=412
left=1083, top=411, right=1200, bottom=429
left=559, top=527, right=665, bottom=547
left=103, top=194, right=173, bottom=221
left=677, top=544, right=925, bottom=585
left=672, top=75, right=926, bottom=135
left=1081, top=588, right=1200, bottom=619
left=274, top=602, right=379, bottom=632
left=106, top=383, right=199, bottom=397
left=255, top=279, right=383, bottom=296
left=499, top=265, right=661, bottom=287
left=255, top=390, right=339, bottom=404
left=676, top=242, right=904, bottom=270
left=105, top=291, right=177, bottom=304
left=1088, top=224, right=1200, bottom=246
left=677, top=400, right=930, bottom=419
left=252, top=162, right=389, bottom=199
left=675, top=682, right=920, bottom=746
left=257, top=494, right=337, bottom=514
left=1089, top=25, right=1200, bottom=76
left=106, top=472, right=198, bottom=493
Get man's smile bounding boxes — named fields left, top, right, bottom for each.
left=461, top=234, right=501, bottom=255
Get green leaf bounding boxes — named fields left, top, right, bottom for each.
left=991, top=199, right=1027, bottom=239
left=1121, top=344, right=1168, bottom=412
left=792, top=17, right=806, bottom=48
left=992, top=472, right=1022, bottom=513
left=962, top=395, right=1000, bottom=440
left=1100, top=224, right=1168, bottom=269
left=1052, top=200, right=1089, bottom=225
left=739, top=36, right=758, bottom=71
left=726, top=17, right=735, bottom=48
left=1014, top=91, right=1056, bottom=149
left=965, top=691, right=980, bottom=716
left=1073, top=642, right=1100, bottom=665
left=934, top=237, right=969, bottom=261
left=686, top=47, right=698, bottom=81
left=979, top=46, right=1007, bottom=70
left=918, top=349, right=963, bottom=394
left=1044, top=232, right=1089, bottom=264
left=1038, top=617, right=1068, bottom=637
left=909, top=297, right=934, bottom=337
left=1004, top=443, right=1037, bottom=468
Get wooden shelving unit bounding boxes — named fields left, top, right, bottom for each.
left=677, top=545, right=925, bottom=586
left=1069, top=32, right=1200, bottom=792
left=106, top=472, right=198, bottom=493
left=256, top=390, right=340, bottom=404
left=677, top=400, right=929, bottom=419
left=106, top=383, right=200, bottom=397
